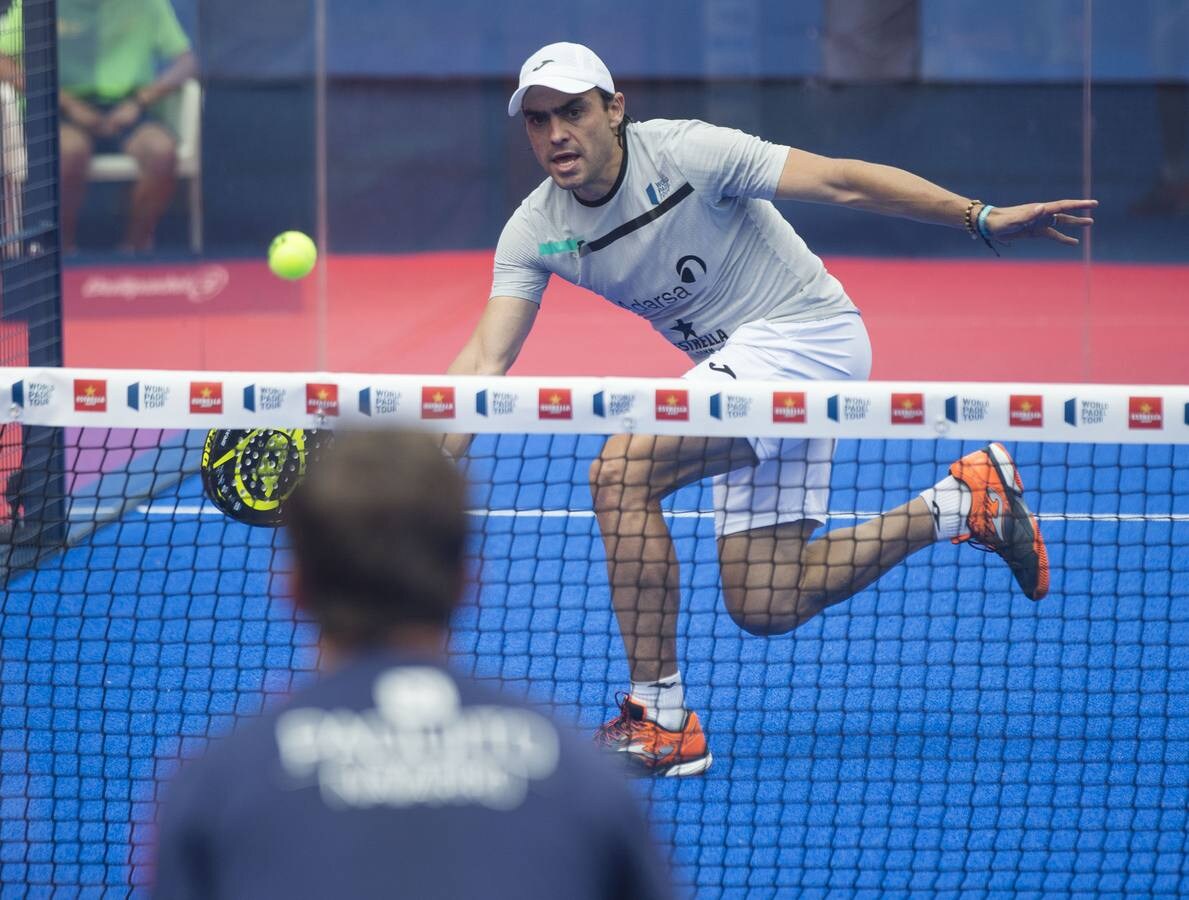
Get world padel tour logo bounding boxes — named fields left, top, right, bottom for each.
left=772, top=391, right=806, bottom=424
left=1128, top=396, right=1163, bottom=429
left=592, top=391, right=634, bottom=417
left=306, top=383, right=340, bottom=417
left=128, top=382, right=170, bottom=411
left=1063, top=397, right=1108, bottom=427
left=827, top=394, right=870, bottom=422
left=11, top=380, right=54, bottom=408
left=359, top=387, right=401, bottom=417
left=710, top=393, right=751, bottom=420
left=421, top=387, right=455, bottom=419
left=945, top=395, right=990, bottom=423
left=538, top=388, right=573, bottom=420
left=475, top=390, right=516, bottom=416
left=189, top=381, right=224, bottom=414
left=1009, top=394, right=1043, bottom=427
left=655, top=389, right=689, bottom=422
left=74, top=379, right=107, bottom=412
left=244, top=384, right=287, bottom=413
left=891, top=393, right=925, bottom=425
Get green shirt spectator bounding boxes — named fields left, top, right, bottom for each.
left=58, top=0, right=191, bottom=101
left=0, top=0, right=23, bottom=61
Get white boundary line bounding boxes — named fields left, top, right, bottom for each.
left=65, top=503, right=1189, bottom=523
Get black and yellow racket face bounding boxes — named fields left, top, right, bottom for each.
left=201, top=428, right=332, bottom=526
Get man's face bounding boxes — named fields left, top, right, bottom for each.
left=521, top=86, right=625, bottom=201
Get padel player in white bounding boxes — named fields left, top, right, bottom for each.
left=445, top=42, right=1096, bottom=777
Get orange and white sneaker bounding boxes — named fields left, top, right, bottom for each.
left=949, top=442, right=1049, bottom=601
left=593, top=695, right=713, bottom=777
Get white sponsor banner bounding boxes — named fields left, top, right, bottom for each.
left=3, top=367, right=1187, bottom=443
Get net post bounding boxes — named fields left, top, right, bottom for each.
left=0, top=0, right=65, bottom=575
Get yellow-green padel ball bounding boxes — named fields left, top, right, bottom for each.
left=268, top=230, right=317, bottom=280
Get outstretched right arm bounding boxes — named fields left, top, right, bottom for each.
left=441, top=295, right=539, bottom=459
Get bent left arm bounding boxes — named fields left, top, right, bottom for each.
left=775, top=146, right=1096, bottom=245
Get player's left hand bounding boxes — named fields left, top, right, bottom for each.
left=986, top=200, right=1098, bottom=246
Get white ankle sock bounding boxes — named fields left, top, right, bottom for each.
left=920, top=475, right=972, bottom=541
left=630, top=672, right=686, bottom=730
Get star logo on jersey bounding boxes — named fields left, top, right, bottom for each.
left=670, top=318, right=697, bottom=341
left=189, top=381, right=224, bottom=414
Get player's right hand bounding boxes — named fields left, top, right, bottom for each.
left=986, top=200, right=1098, bottom=247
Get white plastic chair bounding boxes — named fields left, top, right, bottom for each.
left=87, top=78, right=203, bottom=253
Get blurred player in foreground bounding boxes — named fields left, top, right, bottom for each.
left=444, top=42, right=1096, bottom=777
left=153, top=429, right=672, bottom=900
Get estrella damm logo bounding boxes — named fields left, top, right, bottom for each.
left=306, top=383, right=340, bottom=416
left=538, top=388, right=572, bottom=420
left=772, top=391, right=806, bottom=424
left=421, top=386, right=455, bottom=419
left=1009, top=394, right=1043, bottom=427
left=189, top=381, right=224, bottom=414
left=1128, top=396, right=1163, bottom=429
left=891, top=393, right=924, bottom=425
left=74, top=379, right=107, bottom=412
left=655, top=389, right=689, bottom=422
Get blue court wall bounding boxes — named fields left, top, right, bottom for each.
left=185, top=0, right=1188, bottom=82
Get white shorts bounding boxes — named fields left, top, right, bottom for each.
left=683, top=313, right=872, bottom=537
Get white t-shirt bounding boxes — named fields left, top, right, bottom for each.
left=490, top=118, right=857, bottom=361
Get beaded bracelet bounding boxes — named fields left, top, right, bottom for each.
left=963, top=199, right=982, bottom=238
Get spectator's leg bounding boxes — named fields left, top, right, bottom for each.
left=121, top=122, right=177, bottom=252
left=59, top=122, right=93, bottom=253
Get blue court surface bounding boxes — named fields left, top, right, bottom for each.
left=2, top=436, right=1187, bottom=898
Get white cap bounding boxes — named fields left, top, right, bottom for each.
left=507, top=42, right=615, bottom=117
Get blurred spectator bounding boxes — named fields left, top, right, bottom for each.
left=153, top=429, right=672, bottom=900
left=0, top=1, right=24, bottom=92
left=40, top=0, right=191, bottom=254
left=0, top=0, right=197, bottom=252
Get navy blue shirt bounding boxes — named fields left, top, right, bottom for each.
left=153, top=651, right=673, bottom=900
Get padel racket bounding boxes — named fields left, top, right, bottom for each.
left=201, top=428, right=333, bottom=526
